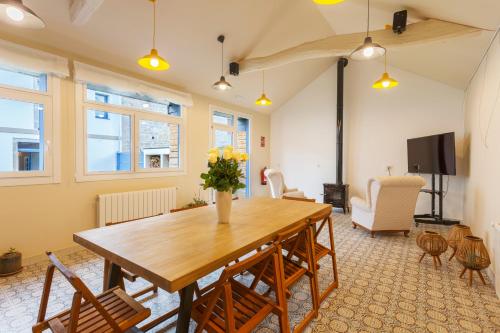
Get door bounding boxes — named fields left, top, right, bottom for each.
left=210, top=107, right=251, bottom=198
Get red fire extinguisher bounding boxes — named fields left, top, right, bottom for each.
left=260, top=167, right=267, bottom=185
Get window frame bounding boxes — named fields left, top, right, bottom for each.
left=75, top=83, right=187, bottom=182
left=209, top=105, right=252, bottom=198
left=0, top=73, right=61, bottom=186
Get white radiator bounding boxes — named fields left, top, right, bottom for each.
left=97, top=187, right=176, bottom=227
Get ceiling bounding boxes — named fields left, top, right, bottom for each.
left=0, top=0, right=499, bottom=112
left=316, top=0, right=500, bottom=90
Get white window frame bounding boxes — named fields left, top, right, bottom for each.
left=0, top=74, right=61, bottom=186
left=75, top=83, right=187, bottom=182
left=209, top=105, right=252, bottom=198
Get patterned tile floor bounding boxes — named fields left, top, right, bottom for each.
left=1, top=213, right=499, bottom=333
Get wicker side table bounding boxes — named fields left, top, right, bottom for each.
left=417, top=231, right=448, bottom=270
left=447, top=225, right=472, bottom=261
left=456, top=235, right=491, bottom=287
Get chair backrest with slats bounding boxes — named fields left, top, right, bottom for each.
left=35, top=252, right=121, bottom=333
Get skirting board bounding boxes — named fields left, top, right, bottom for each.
left=22, top=245, right=86, bottom=266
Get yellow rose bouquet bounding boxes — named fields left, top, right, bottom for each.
left=201, top=145, right=248, bottom=194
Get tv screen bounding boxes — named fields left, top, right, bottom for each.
left=407, top=132, right=456, bottom=175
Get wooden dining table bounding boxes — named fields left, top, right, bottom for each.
left=74, top=197, right=332, bottom=333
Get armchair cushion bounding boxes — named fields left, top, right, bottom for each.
left=351, top=176, right=425, bottom=237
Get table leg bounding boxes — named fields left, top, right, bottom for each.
left=104, top=261, right=123, bottom=291
left=176, top=283, right=196, bottom=333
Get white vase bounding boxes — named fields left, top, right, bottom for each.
left=215, top=190, right=232, bottom=224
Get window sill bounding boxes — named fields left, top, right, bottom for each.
left=0, top=175, right=60, bottom=187
left=75, top=170, right=187, bottom=182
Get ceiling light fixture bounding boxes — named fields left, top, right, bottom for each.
left=313, top=0, right=344, bottom=5
left=255, top=71, right=272, bottom=106
left=0, top=0, right=45, bottom=29
left=212, top=35, right=232, bottom=91
left=350, top=0, right=385, bottom=61
left=138, top=0, right=170, bottom=71
left=373, top=52, right=399, bottom=89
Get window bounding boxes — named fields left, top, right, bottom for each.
left=210, top=106, right=251, bottom=198
left=86, top=110, right=131, bottom=172
left=76, top=82, right=186, bottom=181
left=0, top=67, right=47, bottom=92
left=0, top=66, right=60, bottom=186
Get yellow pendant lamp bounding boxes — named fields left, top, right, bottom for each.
left=313, top=0, right=344, bottom=4
left=138, top=0, right=170, bottom=71
left=373, top=52, right=399, bottom=89
left=256, top=71, right=272, bottom=106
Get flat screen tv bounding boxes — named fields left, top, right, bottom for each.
left=407, top=132, right=456, bottom=175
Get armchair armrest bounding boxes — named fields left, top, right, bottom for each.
left=284, top=188, right=299, bottom=193
left=350, top=197, right=371, bottom=213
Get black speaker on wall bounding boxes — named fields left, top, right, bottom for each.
left=393, top=10, right=407, bottom=34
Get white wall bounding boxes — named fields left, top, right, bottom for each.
left=271, top=60, right=465, bottom=219
left=463, top=32, right=500, bottom=296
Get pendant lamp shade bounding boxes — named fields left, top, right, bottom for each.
left=138, top=48, right=170, bottom=71
left=350, top=0, right=385, bottom=61
left=351, top=36, right=385, bottom=60
left=255, top=71, right=272, bottom=106
left=373, top=52, right=399, bottom=89
left=313, top=0, right=344, bottom=4
left=256, top=93, right=272, bottom=106
left=138, top=0, right=170, bottom=71
left=0, top=0, right=45, bottom=29
left=213, top=35, right=232, bottom=91
left=213, top=75, right=232, bottom=91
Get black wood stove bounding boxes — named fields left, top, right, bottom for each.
left=323, top=58, right=349, bottom=214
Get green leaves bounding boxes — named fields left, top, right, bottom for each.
left=200, top=157, right=246, bottom=194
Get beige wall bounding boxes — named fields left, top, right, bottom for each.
left=271, top=60, right=465, bottom=219
left=0, top=44, right=270, bottom=259
left=463, top=32, right=500, bottom=296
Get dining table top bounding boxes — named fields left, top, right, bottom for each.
left=73, top=197, right=332, bottom=293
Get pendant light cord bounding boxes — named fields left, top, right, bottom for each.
left=366, top=0, right=370, bottom=37
left=221, top=40, right=224, bottom=76
left=152, top=0, right=157, bottom=49
left=262, top=71, right=265, bottom=93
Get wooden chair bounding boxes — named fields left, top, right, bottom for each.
left=282, top=197, right=338, bottom=305
left=248, top=221, right=318, bottom=332
left=190, top=245, right=290, bottom=333
left=33, top=252, right=151, bottom=333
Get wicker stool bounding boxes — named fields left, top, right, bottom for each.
left=447, top=225, right=472, bottom=261
left=416, top=231, right=448, bottom=270
left=456, top=235, right=491, bottom=287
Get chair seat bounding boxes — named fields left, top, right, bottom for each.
left=283, top=236, right=330, bottom=262
left=192, top=280, right=274, bottom=333
left=248, top=256, right=306, bottom=289
left=46, top=287, right=150, bottom=333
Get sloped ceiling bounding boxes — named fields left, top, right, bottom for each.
left=0, top=0, right=335, bottom=111
left=316, top=0, right=500, bottom=89
left=0, top=0, right=498, bottom=111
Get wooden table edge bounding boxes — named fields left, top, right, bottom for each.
left=73, top=202, right=333, bottom=293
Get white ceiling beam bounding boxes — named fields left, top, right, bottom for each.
left=237, top=19, right=481, bottom=74
left=70, top=0, right=105, bottom=26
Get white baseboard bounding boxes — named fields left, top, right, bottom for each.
left=22, top=245, right=84, bottom=266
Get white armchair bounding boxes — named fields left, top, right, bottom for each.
left=351, top=176, right=426, bottom=238
left=264, top=169, right=305, bottom=199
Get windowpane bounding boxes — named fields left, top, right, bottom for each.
left=139, top=120, right=180, bottom=169
left=214, top=129, right=233, bottom=148
left=86, top=84, right=181, bottom=116
left=0, top=98, right=44, bottom=172
left=0, top=67, right=47, bottom=92
left=86, top=110, right=131, bottom=172
left=237, top=117, right=250, bottom=197
left=212, top=111, right=234, bottom=126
